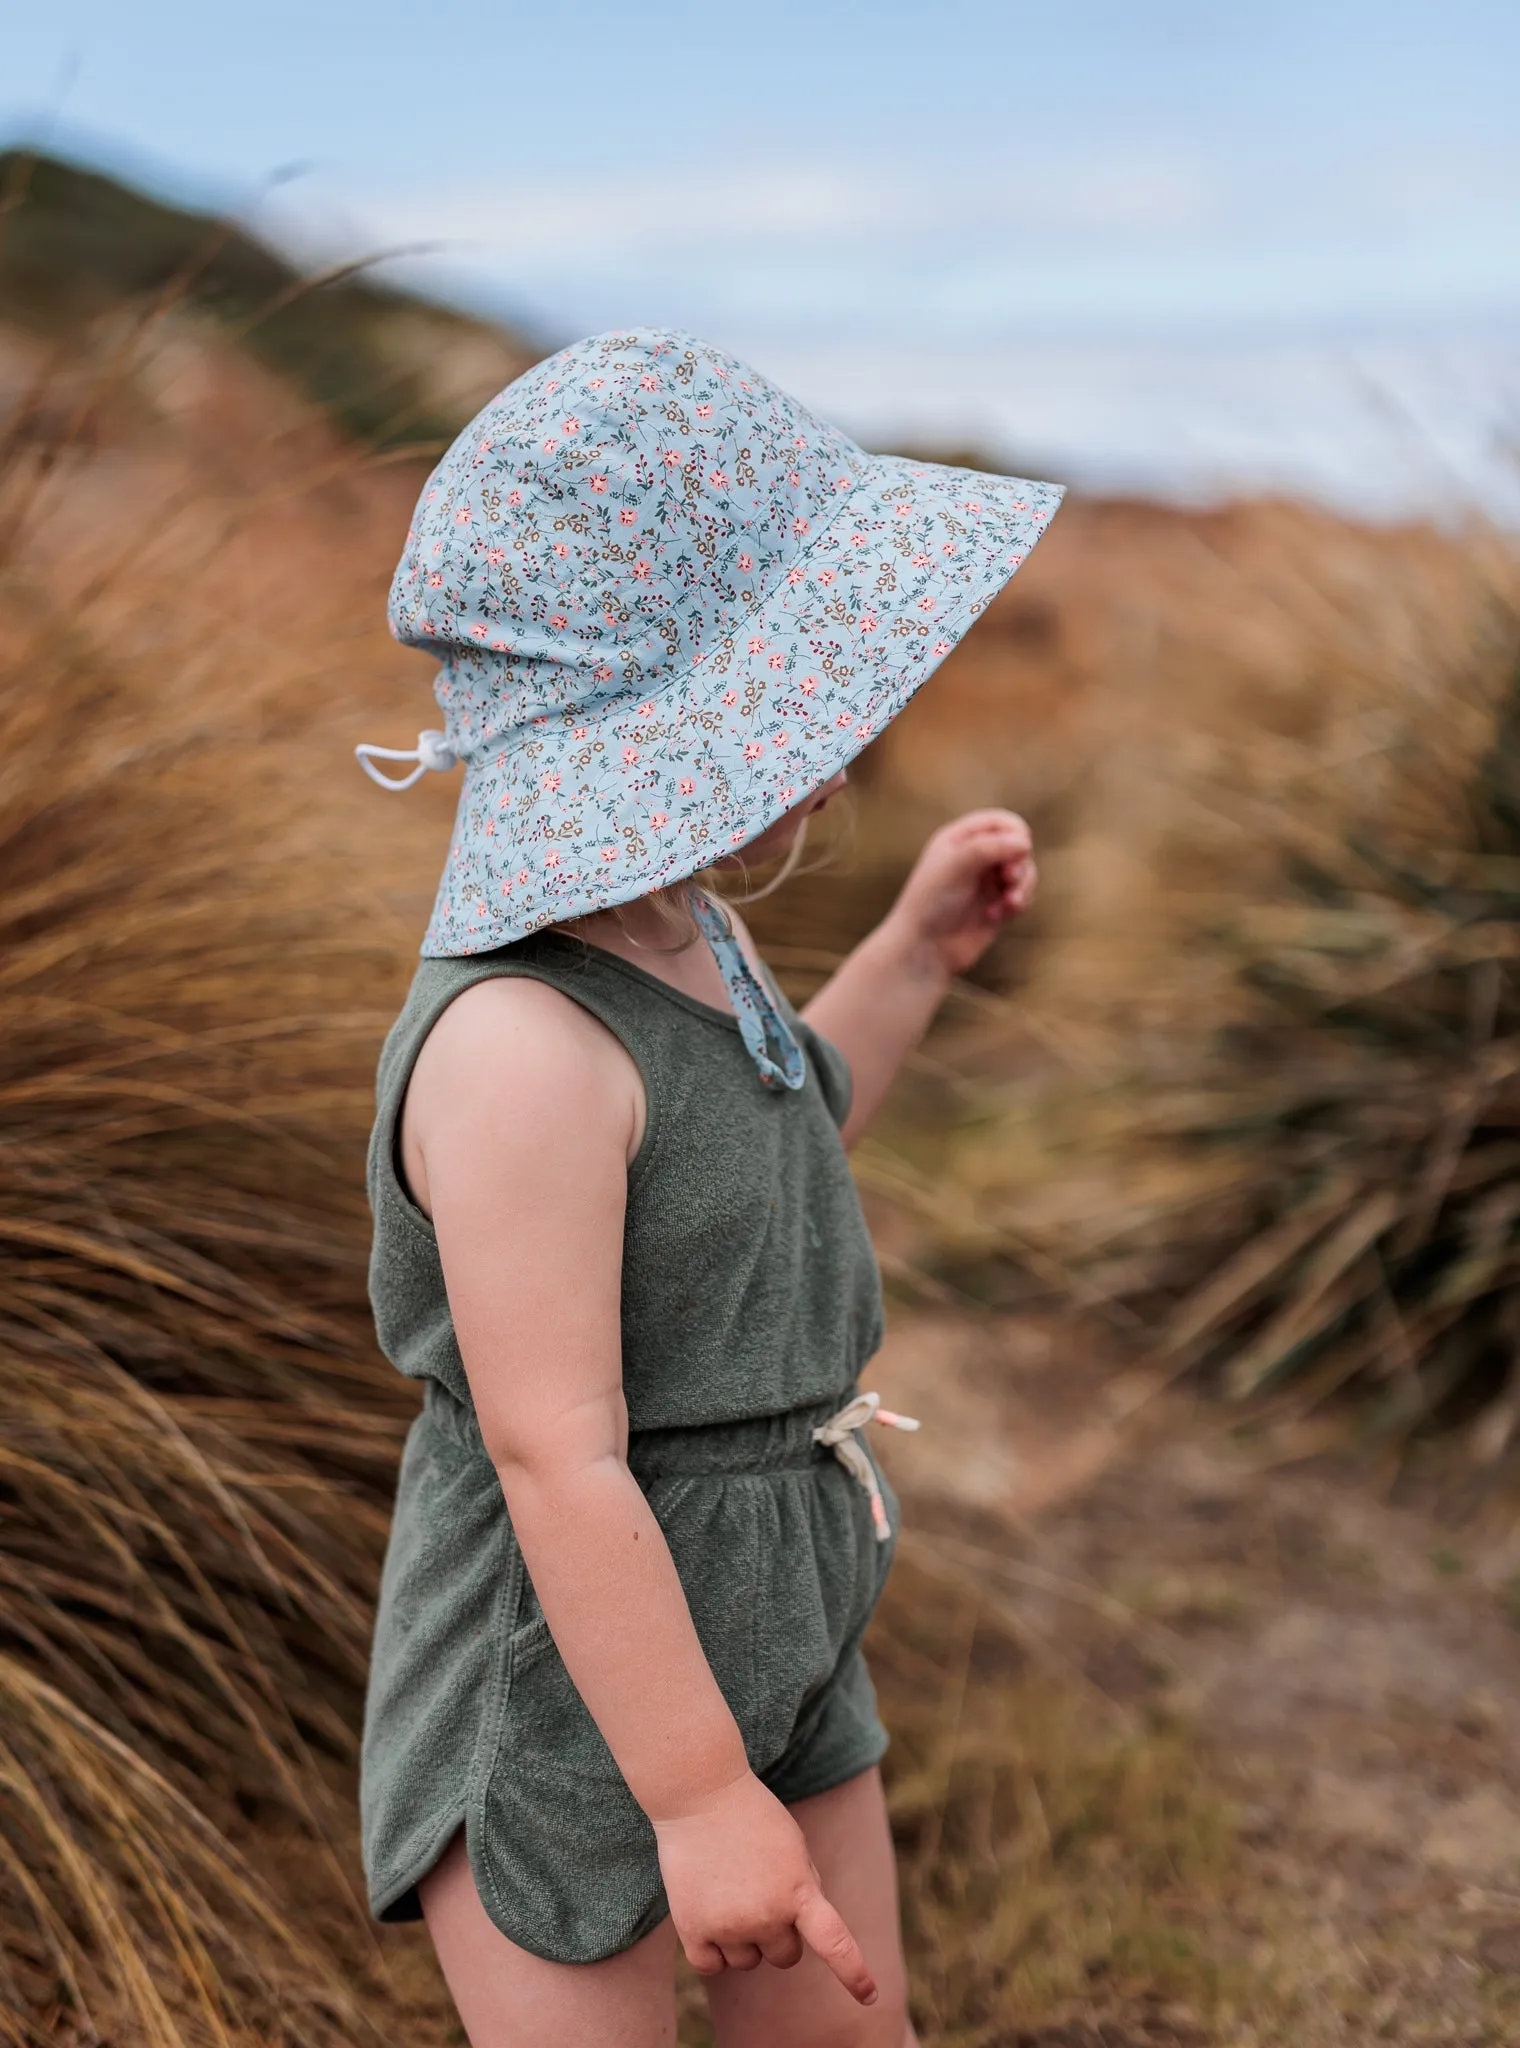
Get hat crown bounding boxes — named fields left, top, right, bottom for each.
left=389, top=330, right=869, bottom=751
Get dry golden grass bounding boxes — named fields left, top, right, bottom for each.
left=0, top=317, right=425, bottom=2045
left=884, top=564, right=1520, bottom=1465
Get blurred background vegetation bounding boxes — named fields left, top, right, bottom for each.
left=1, top=148, right=1518, bottom=2047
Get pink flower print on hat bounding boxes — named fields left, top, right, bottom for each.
left=371, top=325, right=1063, bottom=1069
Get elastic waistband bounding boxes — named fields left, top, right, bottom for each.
left=421, top=1378, right=853, bottom=1478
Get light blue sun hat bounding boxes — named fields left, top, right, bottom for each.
left=358, top=328, right=1062, bottom=1086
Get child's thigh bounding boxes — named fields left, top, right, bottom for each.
left=704, top=1767, right=916, bottom=2048
left=419, top=1828, right=678, bottom=2048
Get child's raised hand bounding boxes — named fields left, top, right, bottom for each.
left=651, top=1769, right=878, bottom=2005
left=889, top=807, right=1037, bottom=979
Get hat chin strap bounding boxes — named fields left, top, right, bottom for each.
left=352, top=736, right=806, bottom=1094
left=354, top=730, right=458, bottom=791
left=692, top=894, right=807, bottom=1093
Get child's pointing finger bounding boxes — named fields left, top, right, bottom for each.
left=794, top=1888, right=879, bottom=2005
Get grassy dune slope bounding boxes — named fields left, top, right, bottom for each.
left=0, top=148, right=542, bottom=450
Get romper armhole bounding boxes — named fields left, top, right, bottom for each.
left=370, top=958, right=663, bottom=1242
left=764, top=971, right=853, bottom=1131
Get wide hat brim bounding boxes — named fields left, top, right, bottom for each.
left=423, top=453, right=1062, bottom=955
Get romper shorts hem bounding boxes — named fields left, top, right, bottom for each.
left=362, top=1386, right=898, bottom=1963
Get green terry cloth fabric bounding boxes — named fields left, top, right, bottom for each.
left=359, top=931, right=895, bottom=1962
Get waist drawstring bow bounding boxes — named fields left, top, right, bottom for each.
left=813, top=1391, right=919, bottom=1542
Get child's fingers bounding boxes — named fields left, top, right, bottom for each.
left=759, top=1925, right=805, bottom=1969
left=686, top=1937, right=728, bottom=1976
left=794, top=1889, right=879, bottom=2005
left=719, top=1941, right=764, bottom=1971
left=983, top=854, right=1034, bottom=917
left=953, top=814, right=1033, bottom=862
left=946, top=806, right=1033, bottom=848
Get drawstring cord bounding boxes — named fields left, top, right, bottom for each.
left=813, top=1391, right=919, bottom=1542
left=355, top=730, right=458, bottom=791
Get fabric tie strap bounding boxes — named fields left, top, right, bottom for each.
left=692, top=893, right=807, bottom=1093
left=813, top=1391, right=920, bottom=1542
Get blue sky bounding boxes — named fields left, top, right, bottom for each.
left=5, top=2, right=1518, bottom=513
left=7, top=0, right=1518, bottom=341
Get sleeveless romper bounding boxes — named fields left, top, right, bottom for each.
left=359, top=932, right=896, bottom=1964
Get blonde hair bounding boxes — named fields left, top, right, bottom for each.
left=614, top=814, right=814, bottom=953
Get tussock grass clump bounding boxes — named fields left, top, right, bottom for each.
left=0, top=433, right=414, bottom=2038
left=922, top=622, right=1520, bottom=1457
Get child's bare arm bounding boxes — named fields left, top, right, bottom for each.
left=803, top=808, right=1036, bottom=1145
left=404, top=978, right=877, bottom=2002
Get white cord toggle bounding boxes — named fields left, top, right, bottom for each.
left=354, top=729, right=458, bottom=791
left=813, top=1391, right=920, bottom=1543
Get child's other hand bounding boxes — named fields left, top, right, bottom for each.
left=890, top=808, right=1037, bottom=978
left=652, top=1770, right=877, bottom=2004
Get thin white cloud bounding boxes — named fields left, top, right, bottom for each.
left=280, top=148, right=1224, bottom=271
left=261, top=136, right=1520, bottom=351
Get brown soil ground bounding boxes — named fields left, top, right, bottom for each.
left=870, top=1313, right=1520, bottom=2045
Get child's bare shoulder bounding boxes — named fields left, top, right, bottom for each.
left=412, top=973, right=639, bottom=1119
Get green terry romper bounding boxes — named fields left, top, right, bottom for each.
left=360, top=931, right=897, bottom=1964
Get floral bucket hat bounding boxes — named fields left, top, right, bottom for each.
left=359, top=328, right=1063, bottom=1085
